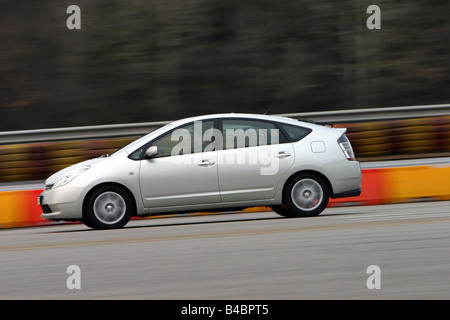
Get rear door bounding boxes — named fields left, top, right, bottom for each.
left=217, top=118, right=295, bottom=202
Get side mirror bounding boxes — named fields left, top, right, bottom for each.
left=145, top=146, right=158, bottom=158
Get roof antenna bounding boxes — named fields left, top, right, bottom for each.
left=263, top=98, right=277, bottom=115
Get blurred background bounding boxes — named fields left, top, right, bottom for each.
left=1, top=0, right=450, bottom=129
left=0, top=0, right=450, bottom=182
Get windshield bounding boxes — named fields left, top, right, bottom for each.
left=111, top=123, right=174, bottom=156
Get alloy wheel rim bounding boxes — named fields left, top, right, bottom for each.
left=93, top=191, right=126, bottom=224
left=291, top=178, right=323, bottom=211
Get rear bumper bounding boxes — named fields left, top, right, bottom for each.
left=332, top=188, right=361, bottom=199
left=325, top=159, right=362, bottom=199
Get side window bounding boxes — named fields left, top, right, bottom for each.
left=129, top=146, right=145, bottom=160
left=278, top=123, right=311, bottom=142
left=150, top=120, right=215, bottom=157
left=222, top=119, right=280, bottom=149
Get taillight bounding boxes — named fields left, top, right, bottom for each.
left=338, top=135, right=355, bottom=161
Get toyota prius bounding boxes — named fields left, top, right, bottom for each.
left=39, top=113, right=362, bottom=229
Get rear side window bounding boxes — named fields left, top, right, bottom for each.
left=222, top=119, right=280, bottom=149
left=278, top=123, right=311, bottom=142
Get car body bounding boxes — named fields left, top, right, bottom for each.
left=39, top=113, right=362, bottom=229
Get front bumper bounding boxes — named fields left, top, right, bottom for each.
left=39, top=184, right=86, bottom=221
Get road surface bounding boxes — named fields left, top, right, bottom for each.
left=0, top=200, right=449, bottom=300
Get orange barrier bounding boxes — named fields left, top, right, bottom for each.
left=329, top=165, right=450, bottom=207
left=24, top=189, right=49, bottom=226
left=0, top=189, right=48, bottom=228
left=328, top=168, right=389, bottom=207
left=381, top=165, right=450, bottom=203
left=1, top=165, right=450, bottom=229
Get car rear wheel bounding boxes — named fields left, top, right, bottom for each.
left=271, top=205, right=292, bottom=217
left=275, top=173, right=329, bottom=218
left=83, top=185, right=133, bottom=229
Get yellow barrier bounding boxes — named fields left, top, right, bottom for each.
left=1, top=164, right=450, bottom=229
left=382, top=165, right=450, bottom=203
left=0, top=191, right=26, bottom=228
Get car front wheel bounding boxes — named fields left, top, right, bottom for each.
left=83, top=185, right=133, bottom=229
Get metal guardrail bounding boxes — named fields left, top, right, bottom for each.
left=278, top=103, right=450, bottom=123
left=0, top=105, right=449, bottom=183
left=1, top=104, right=450, bottom=145
left=0, top=121, right=170, bottom=145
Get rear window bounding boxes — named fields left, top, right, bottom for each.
left=278, top=123, right=311, bottom=142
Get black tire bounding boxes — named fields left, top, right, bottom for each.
left=84, top=185, right=133, bottom=229
left=277, top=173, right=330, bottom=218
left=271, top=205, right=292, bottom=218
left=82, top=217, right=95, bottom=229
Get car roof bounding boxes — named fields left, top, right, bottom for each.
left=171, top=113, right=303, bottom=126
left=120, top=113, right=339, bottom=155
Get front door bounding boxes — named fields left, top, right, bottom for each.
left=139, top=120, right=220, bottom=208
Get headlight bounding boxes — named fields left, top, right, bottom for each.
left=54, top=166, right=90, bottom=188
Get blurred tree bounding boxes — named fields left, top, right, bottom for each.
left=0, top=0, right=449, bottom=131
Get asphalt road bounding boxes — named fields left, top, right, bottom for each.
left=1, top=201, right=450, bottom=300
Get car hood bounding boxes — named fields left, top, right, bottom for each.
left=45, top=156, right=108, bottom=186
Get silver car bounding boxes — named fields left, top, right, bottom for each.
left=39, top=113, right=362, bottom=229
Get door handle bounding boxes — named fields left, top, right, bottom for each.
left=275, top=151, right=291, bottom=159
left=198, top=159, right=215, bottom=167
